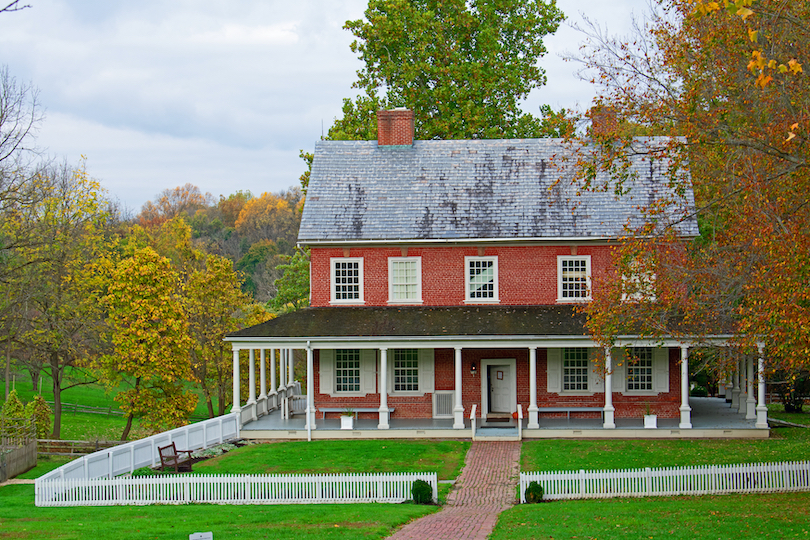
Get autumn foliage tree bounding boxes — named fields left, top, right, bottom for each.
left=102, top=246, right=197, bottom=439
left=572, top=0, right=809, bottom=374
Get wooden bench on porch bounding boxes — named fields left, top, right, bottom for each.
left=318, top=407, right=395, bottom=419
left=537, top=407, right=604, bottom=422
left=158, top=442, right=193, bottom=473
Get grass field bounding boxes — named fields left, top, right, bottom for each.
left=491, top=492, right=810, bottom=539
left=521, top=427, right=810, bottom=472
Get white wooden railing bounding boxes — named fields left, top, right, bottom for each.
left=517, top=404, right=523, bottom=440
left=36, top=471, right=437, bottom=507
left=520, top=461, right=810, bottom=502
left=470, top=404, right=477, bottom=440
left=35, top=413, right=240, bottom=505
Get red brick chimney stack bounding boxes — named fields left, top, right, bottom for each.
left=377, top=108, right=415, bottom=146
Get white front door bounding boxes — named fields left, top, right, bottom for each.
left=489, top=365, right=511, bottom=413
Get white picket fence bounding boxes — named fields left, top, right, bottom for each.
left=35, top=472, right=437, bottom=507
left=35, top=413, right=240, bottom=504
left=520, top=460, right=810, bottom=502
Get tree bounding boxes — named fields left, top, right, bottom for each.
left=137, top=183, right=213, bottom=228
left=102, top=246, right=197, bottom=439
left=271, top=247, right=310, bottom=313
left=571, top=0, right=810, bottom=373
left=186, top=252, right=270, bottom=417
left=0, top=1, right=30, bottom=14
left=11, top=162, right=111, bottom=438
left=338, top=0, right=567, bottom=140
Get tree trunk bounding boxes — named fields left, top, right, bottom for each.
left=50, top=354, right=62, bottom=439
left=4, top=339, right=10, bottom=400
left=121, top=412, right=134, bottom=441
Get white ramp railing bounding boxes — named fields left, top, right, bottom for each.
left=36, top=413, right=239, bottom=506
left=470, top=404, right=478, bottom=441
left=521, top=460, right=810, bottom=502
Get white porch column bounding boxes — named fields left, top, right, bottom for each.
left=288, top=348, right=295, bottom=388
left=453, top=347, right=465, bottom=429
left=738, top=358, right=748, bottom=414
left=756, top=343, right=768, bottom=428
left=746, top=355, right=756, bottom=419
left=679, top=346, right=692, bottom=429
left=731, top=360, right=741, bottom=409
left=527, top=346, right=539, bottom=429
left=603, top=347, right=615, bottom=429
left=269, top=348, right=278, bottom=410
left=306, top=344, right=316, bottom=430
left=258, top=348, right=268, bottom=416
left=247, top=349, right=258, bottom=422
left=724, top=365, right=733, bottom=402
left=378, top=348, right=390, bottom=429
left=231, top=348, right=241, bottom=414
left=279, top=348, right=288, bottom=419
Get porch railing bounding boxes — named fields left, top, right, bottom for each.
left=470, top=404, right=477, bottom=440
left=35, top=471, right=438, bottom=507
left=520, top=460, right=810, bottom=502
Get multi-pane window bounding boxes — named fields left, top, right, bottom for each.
left=389, top=258, right=421, bottom=302
left=393, top=349, right=419, bottom=392
left=466, top=257, right=498, bottom=300
left=559, top=256, right=591, bottom=300
left=332, top=258, right=362, bottom=302
left=626, top=348, right=654, bottom=391
left=563, top=348, right=589, bottom=391
left=335, top=349, right=361, bottom=392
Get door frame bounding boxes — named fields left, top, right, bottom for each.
left=480, top=358, right=516, bottom=415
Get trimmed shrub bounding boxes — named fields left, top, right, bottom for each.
left=524, top=481, right=544, bottom=503
left=24, top=395, right=53, bottom=438
left=411, top=479, right=433, bottom=504
left=690, top=385, right=709, bottom=397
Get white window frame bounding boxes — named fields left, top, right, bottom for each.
left=625, top=347, right=654, bottom=392
left=465, top=256, right=499, bottom=303
left=330, top=257, right=364, bottom=304
left=621, top=265, right=657, bottom=303
left=334, top=349, right=362, bottom=394
left=562, top=347, right=590, bottom=392
left=388, top=257, right=423, bottom=304
left=392, top=349, right=419, bottom=393
left=557, top=255, right=592, bottom=302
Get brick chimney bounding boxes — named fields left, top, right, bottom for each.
left=589, top=105, right=618, bottom=137
left=377, top=108, right=414, bottom=146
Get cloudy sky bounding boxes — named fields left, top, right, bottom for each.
left=0, top=0, right=648, bottom=213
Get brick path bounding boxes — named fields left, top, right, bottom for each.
left=388, top=441, right=521, bottom=540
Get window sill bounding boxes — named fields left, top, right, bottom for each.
left=390, top=392, right=424, bottom=397
left=556, top=298, right=592, bottom=304
left=329, top=392, right=367, bottom=398
left=329, top=300, right=366, bottom=306
left=558, top=391, right=596, bottom=397
left=623, top=391, right=659, bottom=397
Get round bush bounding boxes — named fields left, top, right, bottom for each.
left=411, top=479, right=433, bottom=504
left=524, top=481, right=544, bottom=503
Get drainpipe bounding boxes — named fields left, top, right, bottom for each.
left=306, top=341, right=313, bottom=442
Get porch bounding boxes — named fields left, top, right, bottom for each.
left=239, top=397, right=768, bottom=440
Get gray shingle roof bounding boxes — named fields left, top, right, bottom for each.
left=299, top=137, right=699, bottom=243
left=227, top=306, right=587, bottom=339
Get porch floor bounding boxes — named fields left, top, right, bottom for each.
left=240, top=397, right=768, bottom=440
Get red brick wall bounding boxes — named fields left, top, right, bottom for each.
left=310, top=245, right=613, bottom=307
left=313, top=347, right=681, bottom=420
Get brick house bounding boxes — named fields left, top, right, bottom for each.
left=226, top=109, right=769, bottom=436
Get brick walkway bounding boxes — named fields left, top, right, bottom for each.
left=388, top=441, right=521, bottom=540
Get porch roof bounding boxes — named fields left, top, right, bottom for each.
left=227, top=305, right=587, bottom=340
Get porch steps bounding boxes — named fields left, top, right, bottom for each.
left=474, top=426, right=520, bottom=441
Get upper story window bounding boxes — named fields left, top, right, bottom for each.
left=621, top=258, right=657, bottom=303
left=563, top=347, right=590, bottom=391
left=626, top=348, right=654, bottom=391
left=388, top=257, right=422, bottom=304
left=331, top=257, right=363, bottom=304
left=465, top=256, right=498, bottom=302
left=558, top=255, right=591, bottom=302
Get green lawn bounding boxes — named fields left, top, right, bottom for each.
left=521, top=427, right=810, bottom=472
left=195, top=440, right=469, bottom=481
left=491, top=492, right=810, bottom=539
left=0, top=484, right=436, bottom=540
left=768, top=403, right=810, bottom=425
